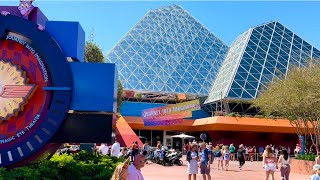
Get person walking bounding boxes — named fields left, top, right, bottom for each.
left=229, top=143, right=235, bottom=161
left=128, top=154, right=146, bottom=180
left=245, top=146, right=249, bottom=161
left=223, top=145, right=231, bottom=171
left=131, top=142, right=137, bottom=162
left=111, top=139, right=121, bottom=157
left=187, top=143, right=199, bottom=180
left=278, top=148, right=291, bottom=180
left=118, top=148, right=128, bottom=158
left=98, top=143, right=109, bottom=155
left=199, top=142, right=211, bottom=180
left=237, top=144, right=245, bottom=170
left=142, top=141, right=150, bottom=156
left=216, top=144, right=224, bottom=170
left=263, top=146, right=278, bottom=180
left=207, top=144, right=214, bottom=164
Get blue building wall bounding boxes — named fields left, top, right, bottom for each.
left=70, top=63, right=117, bottom=112
left=46, top=21, right=85, bottom=62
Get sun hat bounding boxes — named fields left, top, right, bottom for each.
left=313, top=164, right=320, bottom=171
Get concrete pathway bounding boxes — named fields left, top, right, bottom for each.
left=142, top=159, right=311, bottom=180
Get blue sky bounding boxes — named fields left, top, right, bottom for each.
left=2, top=1, right=320, bottom=54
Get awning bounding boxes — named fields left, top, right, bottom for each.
left=116, top=116, right=143, bottom=147
left=123, top=116, right=296, bottom=134
left=191, top=116, right=295, bottom=133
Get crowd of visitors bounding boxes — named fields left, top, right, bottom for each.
left=80, top=139, right=320, bottom=180
left=96, top=139, right=146, bottom=180
left=182, top=141, right=295, bottom=180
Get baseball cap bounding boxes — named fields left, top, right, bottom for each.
left=313, top=164, right=320, bottom=171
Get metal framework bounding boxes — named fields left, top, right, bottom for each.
left=205, top=21, right=320, bottom=109
left=106, top=5, right=228, bottom=96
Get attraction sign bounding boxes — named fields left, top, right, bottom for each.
left=142, top=100, right=200, bottom=126
left=0, top=14, right=71, bottom=167
left=0, top=2, right=117, bottom=167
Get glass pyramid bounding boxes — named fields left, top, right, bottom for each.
left=106, top=4, right=228, bottom=95
left=205, top=21, right=320, bottom=104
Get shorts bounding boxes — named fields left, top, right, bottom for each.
left=264, top=164, right=276, bottom=171
left=200, top=163, right=210, bottom=174
left=216, top=156, right=223, bottom=161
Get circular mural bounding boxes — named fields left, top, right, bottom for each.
left=0, top=15, right=72, bottom=167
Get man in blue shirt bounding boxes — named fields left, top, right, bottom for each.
left=311, top=164, right=320, bottom=180
left=259, top=146, right=264, bottom=154
left=199, top=142, right=211, bottom=180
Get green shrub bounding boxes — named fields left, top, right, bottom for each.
left=296, top=154, right=316, bottom=161
left=227, top=112, right=236, bottom=117
left=254, top=114, right=265, bottom=118
left=243, top=114, right=253, bottom=117
left=235, top=113, right=242, bottom=117
left=1, top=151, right=123, bottom=179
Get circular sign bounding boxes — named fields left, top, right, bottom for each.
left=0, top=15, right=72, bottom=167
left=200, top=133, right=207, bottom=141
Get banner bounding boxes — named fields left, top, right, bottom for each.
left=142, top=100, right=200, bottom=126
left=299, top=136, right=305, bottom=155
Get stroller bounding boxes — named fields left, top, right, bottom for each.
left=145, top=147, right=157, bottom=164
left=150, top=148, right=161, bottom=164
left=159, top=150, right=172, bottom=166
left=123, top=149, right=132, bottom=159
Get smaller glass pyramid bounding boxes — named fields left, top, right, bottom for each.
left=205, top=21, right=320, bottom=104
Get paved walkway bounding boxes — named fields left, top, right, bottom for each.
left=142, top=159, right=311, bottom=180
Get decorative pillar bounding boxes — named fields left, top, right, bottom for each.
left=163, top=131, right=167, bottom=146
left=151, top=130, right=153, bottom=146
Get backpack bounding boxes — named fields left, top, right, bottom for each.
left=215, top=150, right=221, bottom=157
left=224, top=152, right=230, bottom=159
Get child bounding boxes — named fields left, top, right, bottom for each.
left=310, top=164, right=320, bottom=180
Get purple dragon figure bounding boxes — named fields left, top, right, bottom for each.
left=1, top=0, right=44, bottom=30
left=18, top=0, right=35, bottom=19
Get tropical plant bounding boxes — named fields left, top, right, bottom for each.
left=85, top=41, right=105, bottom=63
left=117, top=80, right=123, bottom=113
left=252, top=63, right=320, bottom=153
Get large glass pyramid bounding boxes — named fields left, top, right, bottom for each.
left=205, top=21, right=320, bottom=104
left=106, top=5, right=228, bottom=95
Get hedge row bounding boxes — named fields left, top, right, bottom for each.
left=0, top=151, right=123, bottom=180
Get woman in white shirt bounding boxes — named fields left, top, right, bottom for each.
left=186, top=143, right=198, bottom=180
left=278, top=149, right=291, bottom=180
